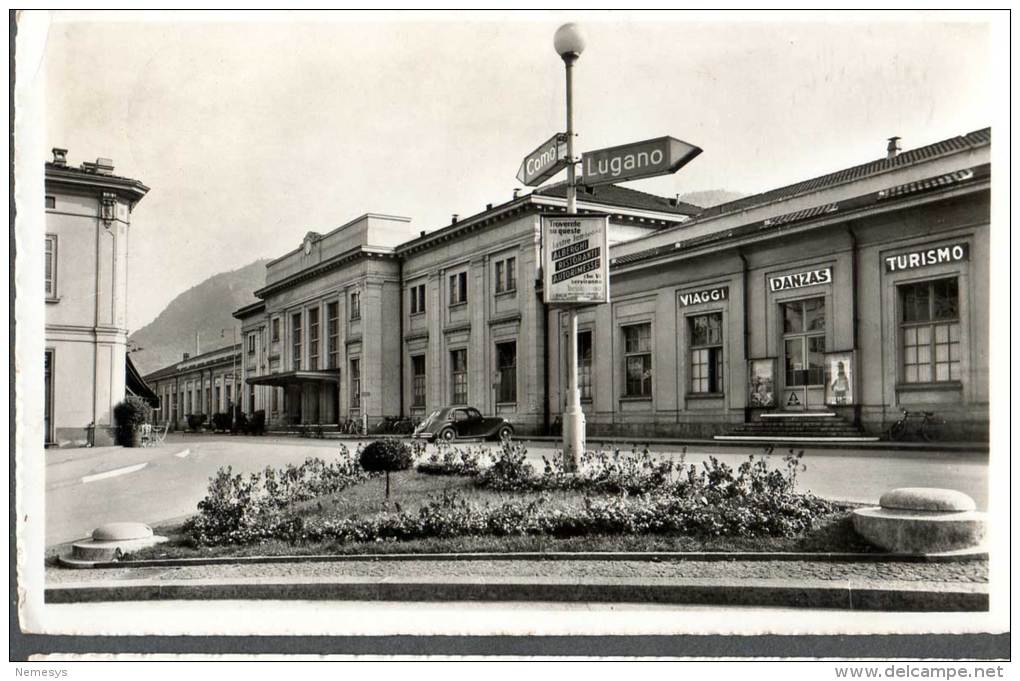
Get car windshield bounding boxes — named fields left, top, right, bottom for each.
left=423, top=411, right=442, bottom=424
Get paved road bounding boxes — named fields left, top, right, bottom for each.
left=45, top=434, right=988, bottom=546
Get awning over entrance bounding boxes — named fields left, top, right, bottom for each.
left=246, top=370, right=340, bottom=387
left=126, top=354, right=158, bottom=406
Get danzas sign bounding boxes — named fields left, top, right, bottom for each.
left=581, top=136, right=702, bottom=186
left=516, top=133, right=569, bottom=186
left=542, top=215, right=610, bottom=305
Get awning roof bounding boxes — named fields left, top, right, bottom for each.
left=126, top=354, right=158, bottom=405
left=246, top=370, right=340, bottom=387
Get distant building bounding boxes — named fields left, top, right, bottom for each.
left=144, top=344, right=242, bottom=430
left=45, top=148, right=151, bottom=446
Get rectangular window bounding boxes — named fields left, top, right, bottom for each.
left=45, top=235, right=57, bottom=298
left=449, top=271, right=468, bottom=305
left=350, top=358, right=361, bottom=409
left=45, top=196, right=55, bottom=209
left=215, top=386, right=221, bottom=411
left=411, top=355, right=427, bottom=407
left=623, top=323, right=653, bottom=397
left=247, top=333, right=256, bottom=355
left=308, top=307, right=320, bottom=370
left=496, top=341, right=517, bottom=403
left=271, top=318, right=280, bottom=343
left=495, top=256, right=517, bottom=294
left=451, top=349, right=468, bottom=404
left=410, top=284, right=426, bottom=314
left=689, top=313, right=724, bottom=394
left=271, top=388, right=279, bottom=412
left=327, top=302, right=339, bottom=369
left=226, top=384, right=232, bottom=409
left=578, top=330, right=593, bottom=401
left=291, top=312, right=302, bottom=370
left=350, top=291, right=361, bottom=321
left=900, top=278, right=960, bottom=383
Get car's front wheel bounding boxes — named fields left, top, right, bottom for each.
left=439, top=427, right=456, bottom=442
left=496, top=425, right=513, bottom=441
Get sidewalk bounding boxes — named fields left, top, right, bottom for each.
left=45, top=554, right=988, bottom=611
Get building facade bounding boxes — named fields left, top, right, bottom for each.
left=44, top=149, right=149, bottom=446
left=144, top=344, right=242, bottom=430
left=145, top=128, right=991, bottom=441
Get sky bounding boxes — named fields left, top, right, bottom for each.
left=34, top=11, right=997, bottom=331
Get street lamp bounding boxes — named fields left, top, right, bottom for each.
left=555, top=22, right=586, bottom=472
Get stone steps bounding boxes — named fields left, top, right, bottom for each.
left=715, top=413, right=880, bottom=442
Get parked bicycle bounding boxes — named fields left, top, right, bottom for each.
left=886, top=408, right=945, bottom=442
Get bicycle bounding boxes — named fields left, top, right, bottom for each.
left=887, top=408, right=945, bottom=442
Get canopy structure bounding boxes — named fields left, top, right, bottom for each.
left=125, top=354, right=158, bottom=406
left=246, top=370, right=340, bottom=388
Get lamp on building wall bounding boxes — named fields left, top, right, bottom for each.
left=554, top=22, right=586, bottom=472
left=100, top=191, right=117, bottom=227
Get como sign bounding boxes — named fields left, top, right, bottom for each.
left=517, top=133, right=569, bottom=187
left=581, top=136, right=702, bottom=187
left=542, top=215, right=610, bottom=305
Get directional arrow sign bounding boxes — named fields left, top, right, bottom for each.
left=580, top=136, right=702, bottom=187
left=517, top=133, right=569, bottom=187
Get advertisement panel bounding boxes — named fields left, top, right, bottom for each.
left=542, top=215, right=610, bottom=305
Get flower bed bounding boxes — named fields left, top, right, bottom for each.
left=177, top=441, right=839, bottom=550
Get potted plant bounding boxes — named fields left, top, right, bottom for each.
left=113, top=396, right=153, bottom=448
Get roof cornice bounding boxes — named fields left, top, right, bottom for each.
left=45, top=165, right=150, bottom=205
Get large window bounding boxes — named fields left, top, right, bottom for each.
left=45, top=235, right=57, bottom=298
left=578, top=330, right=593, bottom=401
left=271, top=318, right=280, bottom=343
left=450, top=349, right=468, bottom=404
left=350, top=358, right=361, bottom=410
left=350, top=291, right=361, bottom=321
left=496, top=341, right=517, bottom=403
left=308, top=307, right=320, bottom=370
left=291, top=312, right=302, bottom=370
left=411, top=355, right=427, bottom=407
left=327, top=302, right=339, bottom=369
left=248, top=333, right=256, bottom=355
left=689, top=313, right=724, bottom=394
left=410, top=284, right=426, bottom=314
left=495, top=256, right=517, bottom=294
left=623, top=323, right=653, bottom=397
left=449, top=272, right=468, bottom=305
left=900, top=277, right=960, bottom=383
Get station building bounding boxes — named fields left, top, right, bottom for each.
left=44, top=149, right=154, bottom=446
left=144, top=128, right=990, bottom=441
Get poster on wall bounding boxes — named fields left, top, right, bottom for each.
left=542, top=215, right=610, bottom=305
left=748, top=358, right=776, bottom=409
left=824, top=352, right=854, bottom=406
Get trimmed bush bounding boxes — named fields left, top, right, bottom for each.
left=187, top=413, right=207, bottom=431
left=245, top=410, right=266, bottom=435
left=416, top=444, right=482, bottom=476
left=113, top=396, right=152, bottom=447
left=211, top=413, right=232, bottom=432
left=359, top=439, right=414, bottom=499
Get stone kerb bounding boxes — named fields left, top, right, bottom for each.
left=852, top=487, right=986, bottom=554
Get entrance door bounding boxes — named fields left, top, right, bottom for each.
left=781, top=298, right=826, bottom=410
left=44, top=350, right=53, bottom=445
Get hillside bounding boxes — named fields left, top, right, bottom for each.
left=129, top=259, right=269, bottom=376
left=678, top=189, right=748, bottom=209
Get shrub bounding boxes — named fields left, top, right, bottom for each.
left=359, top=439, right=413, bottom=499
left=475, top=440, right=535, bottom=491
left=211, top=413, right=232, bottom=432
left=416, top=444, right=483, bottom=476
left=113, top=396, right=152, bottom=446
left=187, top=413, right=207, bottom=431
left=245, top=410, right=266, bottom=435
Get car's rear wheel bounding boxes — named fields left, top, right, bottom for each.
left=439, top=427, right=456, bottom=442
left=496, top=425, right=513, bottom=441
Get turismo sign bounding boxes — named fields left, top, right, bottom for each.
left=580, top=136, right=702, bottom=187
left=885, top=242, right=969, bottom=273
left=543, top=215, right=610, bottom=305
left=516, top=133, right=569, bottom=186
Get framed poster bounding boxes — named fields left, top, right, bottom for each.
left=748, top=358, right=776, bottom=409
left=542, top=214, right=610, bottom=305
left=824, top=351, right=854, bottom=406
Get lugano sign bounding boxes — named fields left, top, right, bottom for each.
left=769, top=267, right=832, bottom=292
left=542, top=215, right=610, bottom=305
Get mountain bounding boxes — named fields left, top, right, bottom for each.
left=678, top=189, right=748, bottom=209
left=129, top=259, right=269, bottom=376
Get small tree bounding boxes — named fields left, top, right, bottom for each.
left=113, top=396, right=153, bottom=447
left=359, top=439, right=413, bottom=500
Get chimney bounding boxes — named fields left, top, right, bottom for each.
left=886, top=136, right=901, bottom=160
left=451, top=214, right=459, bottom=224
left=183, top=352, right=190, bottom=360
left=512, top=188, right=520, bottom=199
left=486, top=203, right=493, bottom=210
left=670, top=194, right=680, bottom=207
left=420, top=230, right=426, bottom=237
left=51, top=148, right=68, bottom=166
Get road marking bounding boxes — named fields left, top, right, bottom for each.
left=80, top=462, right=148, bottom=484
left=174, top=449, right=191, bottom=458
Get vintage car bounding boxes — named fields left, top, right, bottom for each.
left=413, top=406, right=514, bottom=442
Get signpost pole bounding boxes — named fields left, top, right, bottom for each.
left=556, top=23, right=586, bottom=472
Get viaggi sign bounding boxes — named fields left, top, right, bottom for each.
left=543, top=215, right=610, bottom=305
left=516, top=133, right=568, bottom=187
left=679, top=285, right=728, bottom=307
left=581, top=136, right=702, bottom=187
